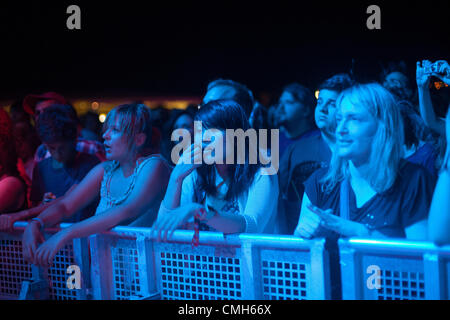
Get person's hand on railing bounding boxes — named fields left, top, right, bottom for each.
left=151, top=202, right=205, bottom=242
left=0, top=214, right=17, bottom=232
left=22, top=221, right=45, bottom=263
left=33, top=230, right=70, bottom=267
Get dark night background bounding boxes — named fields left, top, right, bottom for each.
left=0, top=1, right=449, bottom=103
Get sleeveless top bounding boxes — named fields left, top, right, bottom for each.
left=95, top=154, right=170, bottom=225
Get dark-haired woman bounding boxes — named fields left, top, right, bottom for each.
left=152, top=99, right=279, bottom=240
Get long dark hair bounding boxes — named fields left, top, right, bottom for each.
left=195, top=99, right=261, bottom=201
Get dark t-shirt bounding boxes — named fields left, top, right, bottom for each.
left=304, top=160, right=436, bottom=238
left=30, top=152, right=100, bottom=223
left=279, top=129, right=319, bottom=159
left=406, top=142, right=439, bottom=179
left=278, top=130, right=331, bottom=233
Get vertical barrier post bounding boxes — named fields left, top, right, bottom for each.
left=338, top=240, right=362, bottom=300
left=240, top=241, right=260, bottom=299
left=72, top=237, right=91, bottom=299
left=89, top=234, right=113, bottom=299
left=133, top=236, right=159, bottom=299
left=309, top=239, right=331, bottom=299
left=423, top=253, right=446, bottom=299
left=18, top=264, right=49, bottom=300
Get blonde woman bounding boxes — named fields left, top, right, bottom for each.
left=294, top=83, right=435, bottom=240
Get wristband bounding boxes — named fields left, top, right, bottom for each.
left=31, top=217, right=45, bottom=230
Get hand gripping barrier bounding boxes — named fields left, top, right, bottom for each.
left=0, top=222, right=90, bottom=300
left=3, top=222, right=450, bottom=300
left=1, top=222, right=331, bottom=300
left=338, top=238, right=450, bottom=300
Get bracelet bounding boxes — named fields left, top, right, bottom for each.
left=31, top=217, right=45, bottom=230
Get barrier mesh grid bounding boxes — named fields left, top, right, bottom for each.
left=47, top=243, right=78, bottom=300
left=111, top=241, right=141, bottom=300
left=160, top=252, right=242, bottom=300
left=377, top=270, right=425, bottom=300
left=0, top=239, right=32, bottom=298
left=261, top=260, right=307, bottom=300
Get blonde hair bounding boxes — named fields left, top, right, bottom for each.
left=321, top=83, right=404, bottom=193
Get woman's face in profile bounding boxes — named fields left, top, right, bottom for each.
left=335, top=97, right=378, bottom=165
left=102, top=118, right=130, bottom=162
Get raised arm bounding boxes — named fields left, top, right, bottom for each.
left=417, top=60, right=445, bottom=136
left=161, top=144, right=202, bottom=209
left=428, top=109, right=450, bottom=245
left=428, top=168, right=450, bottom=245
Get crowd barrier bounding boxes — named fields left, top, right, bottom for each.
left=339, top=238, right=450, bottom=300
left=1, top=222, right=331, bottom=300
left=1, top=222, right=450, bottom=300
left=0, top=222, right=90, bottom=300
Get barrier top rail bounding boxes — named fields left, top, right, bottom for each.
left=12, top=221, right=324, bottom=249
left=13, top=222, right=450, bottom=252
left=340, top=238, right=450, bottom=255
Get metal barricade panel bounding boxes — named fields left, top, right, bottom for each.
left=445, top=259, right=450, bottom=299
left=46, top=243, right=78, bottom=300
left=360, top=254, right=425, bottom=300
left=110, top=238, right=142, bottom=300
left=1, top=224, right=90, bottom=300
left=0, top=235, right=32, bottom=299
left=260, top=249, right=309, bottom=300
left=154, top=243, right=243, bottom=300
left=5, top=225, right=450, bottom=300
left=338, top=239, right=450, bottom=300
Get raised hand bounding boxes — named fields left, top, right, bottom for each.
left=416, top=60, right=433, bottom=89
left=171, top=143, right=203, bottom=183
left=432, top=60, right=450, bottom=85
